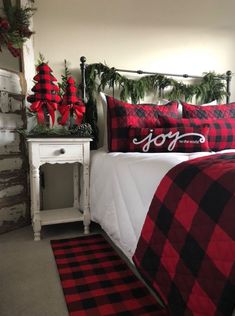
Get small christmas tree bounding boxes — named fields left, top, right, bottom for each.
left=27, top=63, right=61, bottom=126
left=58, top=76, right=85, bottom=129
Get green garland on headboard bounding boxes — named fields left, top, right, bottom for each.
left=84, top=62, right=228, bottom=147
left=85, top=63, right=227, bottom=103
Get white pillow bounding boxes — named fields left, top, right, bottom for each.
left=201, top=100, right=218, bottom=106
left=98, top=92, right=108, bottom=150
left=157, top=98, right=170, bottom=105
left=178, top=100, right=217, bottom=116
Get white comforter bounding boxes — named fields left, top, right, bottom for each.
left=90, top=149, right=235, bottom=260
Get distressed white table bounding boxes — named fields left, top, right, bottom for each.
left=27, top=138, right=92, bottom=241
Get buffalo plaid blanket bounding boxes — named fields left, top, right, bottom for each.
left=133, top=153, right=235, bottom=316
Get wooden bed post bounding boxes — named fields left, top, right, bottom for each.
left=80, top=56, right=87, bottom=103
left=226, top=70, right=232, bottom=103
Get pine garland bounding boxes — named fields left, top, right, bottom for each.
left=85, top=63, right=228, bottom=104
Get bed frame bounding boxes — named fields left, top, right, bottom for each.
left=80, top=56, right=232, bottom=104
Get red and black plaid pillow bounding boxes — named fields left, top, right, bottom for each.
left=159, top=115, right=235, bottom=151
left=128, top=126, right=210, bottom=153
left=182, top=101, right=235, bottom=119
left=106, top=95, right=179, bottom=152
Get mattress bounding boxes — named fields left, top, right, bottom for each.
left=90, top=149, right=234, bottom=260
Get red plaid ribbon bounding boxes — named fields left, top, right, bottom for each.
left=30, top=101, right=57, bottom=125
left=59, top=103, right=85, bottom=126
left=0, top=18, right=10, bottom=31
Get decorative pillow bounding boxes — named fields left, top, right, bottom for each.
left=178, top=100, right=217, bottom=117
left=159, top=115, right=235, bottom=151
left=128, top=126, right=210, bottom=153
left=182, top=101, right=235, bottom=119
left=106, top=95, right=179, bottom=152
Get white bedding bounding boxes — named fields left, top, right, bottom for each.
left=90, top=149, right=235, bottom=261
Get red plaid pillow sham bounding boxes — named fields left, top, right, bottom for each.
left=128, top=126, right=210, bottom=153
left=159, top=115, right=235, bottom=151
left=182, top=101, right=235, bottom=119
left=106, top=95, right=179, bottom=152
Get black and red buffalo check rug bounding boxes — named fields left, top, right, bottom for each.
left=133, top=153, right=235, bottom=316
left=51, top=234, right=168, bottom=316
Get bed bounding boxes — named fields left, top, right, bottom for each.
left=80, top=57, right=235, bottom=316
left=90, top=149, right=219, bottom=259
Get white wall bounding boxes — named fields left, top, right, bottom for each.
left=31, top=0, right=235, bottom=209
left=33, top=0, right=235, bottom=88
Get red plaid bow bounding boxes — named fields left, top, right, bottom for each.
left=59, top=103, right=85, bottom=126
left=30, top=101, right=58, bottom=125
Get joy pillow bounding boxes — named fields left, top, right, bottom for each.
left=106, top=95, right=179, bottom=152
left=128, top=125, right=210, bottom=153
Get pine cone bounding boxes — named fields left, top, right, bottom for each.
left=19, top=27, right=33, bottom=38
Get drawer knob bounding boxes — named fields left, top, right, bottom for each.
left=60, top=148, right=66, bottom=154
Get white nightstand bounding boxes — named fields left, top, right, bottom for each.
left=27, top=137, right=92, bottom=241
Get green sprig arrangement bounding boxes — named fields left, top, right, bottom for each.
left=58, top=59, right=71, bottom=96
left=18, top=123, right=93, bottom=138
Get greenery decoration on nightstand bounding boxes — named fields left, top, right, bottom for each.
left=18, top=58, right=93, bottom=138
left=18, top=122, right=93, bottom=138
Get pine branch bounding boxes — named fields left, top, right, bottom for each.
left=36, top=52, right=47, bottom=66
left=58, top=59, right=72, bottom=96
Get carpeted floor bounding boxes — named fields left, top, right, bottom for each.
left=1, top=223, right=235, bottom=316
left=51, top=234, right=167, bottom=316
left=0, top=222, right=164, bottom=316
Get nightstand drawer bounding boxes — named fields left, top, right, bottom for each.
left=39, top=144, right=83, bottom=160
